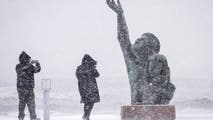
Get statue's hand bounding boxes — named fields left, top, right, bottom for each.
left=106, top=0, right=123, bottom=14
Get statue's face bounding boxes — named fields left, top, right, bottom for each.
left=132, top=33, right=160, bottom=58
left=132, top=36, right=146, bottom=58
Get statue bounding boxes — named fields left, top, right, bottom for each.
left=106, top=0, right=175, bottom=105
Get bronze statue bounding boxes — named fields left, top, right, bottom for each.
left=106, top=0, right=175, bottom=105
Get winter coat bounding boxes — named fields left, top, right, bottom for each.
left=76, top=54, right=100, bottom=104
left=16, top=51, right=41, bottom=90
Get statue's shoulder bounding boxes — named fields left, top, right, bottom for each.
left=148, top=54, right=167, bottom=62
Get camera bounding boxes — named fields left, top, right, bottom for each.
left=31, top=60, right=39, bottom=64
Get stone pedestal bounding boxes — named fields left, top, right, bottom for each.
left=121, top=105, right=176, bottom=120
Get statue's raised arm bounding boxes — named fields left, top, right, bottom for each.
left=106, top=0, right=123, bottom=14
left=107, top=0, right=134, bottom=65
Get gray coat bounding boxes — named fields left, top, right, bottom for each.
left=16, top=51, right=41, bottom=90
left=76, top=55, right=100, bottom=104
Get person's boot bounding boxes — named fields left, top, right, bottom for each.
left=31, top=118, right=40, bottom=120
left=86, top=116, right=90, bottom=120
left=82, top=115, right=86, bottom=120
left=19, top=118, right=24, bottom=120
left=82, top=115, right=90, bottom=120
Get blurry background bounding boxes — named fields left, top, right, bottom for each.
left=0, top=0, right=213, bottom=115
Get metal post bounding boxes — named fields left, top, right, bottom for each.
left=42, top=79, right=51, bottom=120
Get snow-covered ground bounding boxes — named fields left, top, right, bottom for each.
left=0, top=114, right=120, bottom=120
left=1, top=107, right=213, bottom=120
left=1, top=80, right=213, bottom=120
left=1, top=114, right=213, bottom=120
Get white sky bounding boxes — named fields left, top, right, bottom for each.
left=0, top=0, right=213, bottom=99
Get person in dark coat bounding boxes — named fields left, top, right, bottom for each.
left=76, top=54, right=100, bottom=120
left=16, top=51, right=41, bottom=120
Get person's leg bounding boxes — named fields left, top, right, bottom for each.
left=26, top=90, right=37, bottom=120
left=83, top=103, right=87, bottom=119
left=87, top=102, right=94, bottom=117
left=17, top=88, right=26, bottom=120
left=83, top=102, right=94, bottom=120
left=18, top=100, right=26, bottom=120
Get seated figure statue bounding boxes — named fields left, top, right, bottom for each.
left=106, top=0, right=175, bottom=105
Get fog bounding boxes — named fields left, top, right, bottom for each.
left=0, top=0, right=213, bottom=101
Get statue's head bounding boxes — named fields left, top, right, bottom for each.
left=132, top=33, right=160, bottom=58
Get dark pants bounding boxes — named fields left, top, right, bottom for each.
left=83, top=102, right=94, bottom=119
left=17, top=88, right=37, bottom=119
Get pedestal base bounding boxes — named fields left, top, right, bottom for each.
left=121, top=105, right=176, bottom=120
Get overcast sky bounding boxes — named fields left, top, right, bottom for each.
left=0, top=0, right=213, bottom=100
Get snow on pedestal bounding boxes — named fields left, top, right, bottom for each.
left=121, top=105, right=176, bottom=120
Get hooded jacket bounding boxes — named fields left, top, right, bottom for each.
left=16, top=51, right=41, bottom=89
left=76, top=54, right=100, bottom=103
